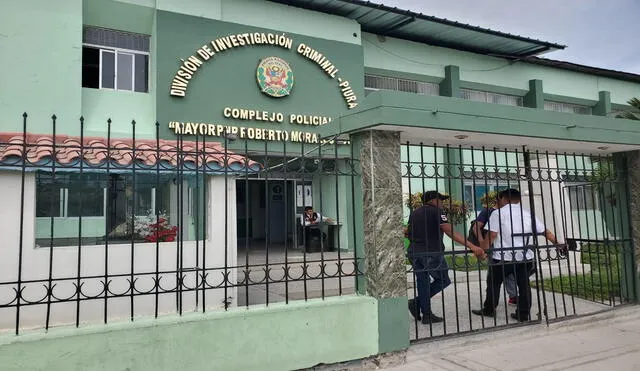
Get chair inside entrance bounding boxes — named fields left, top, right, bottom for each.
left=296, top=214, right=327, bottom=252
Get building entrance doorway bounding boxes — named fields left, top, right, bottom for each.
left=236, top=179, right=296, bottom=246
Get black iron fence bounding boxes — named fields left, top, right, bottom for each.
left=1, top=115, right=635, bottom=339
left=0, top=114, right=362, bottom=334
left=402, top=143, right=634, bottom=341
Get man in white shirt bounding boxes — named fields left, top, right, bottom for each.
left=301, top=206, right=332, bottom=226
left=472, top=189, right=563, bottom=322
left=300, top=206, right=333, bottom=243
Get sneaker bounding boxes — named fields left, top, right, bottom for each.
left=408, top=298, right=421, bottom=321
left=472, top=309, right=496, bottom=318
left=422, top=313, right=444, bottom=324
left=508, top=297, right=517, bottom=305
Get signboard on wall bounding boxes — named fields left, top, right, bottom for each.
left=156, top=11, right=364, bottom=150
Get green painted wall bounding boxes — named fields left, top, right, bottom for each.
left=154, top=0, right=361, bottom=45
left=317, top=169, right=353, bottom=251
left=0, top=296, right=379, bottom=371
left=82, top=88, right=156, bottom=137
left=377, top=297, right=409, bottom=353
left=83, top=0, right=154, bottom=35
left=362, top=33, right=640, bottom=106
left=220, top=0, right=361, bottom=45
left=0, top=0, right=82, bottom=134
left=156, top=0, right=222, bottom=20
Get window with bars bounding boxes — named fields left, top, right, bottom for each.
left=82, top=26, right=150, bottom=92
left=364, top=74, right=439, bottom=96
left=544, top=101, right=592, bottom=115
left=460, top=88, right=524, bottom=107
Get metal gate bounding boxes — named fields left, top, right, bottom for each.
left=402, top=143, right=634, bottom=341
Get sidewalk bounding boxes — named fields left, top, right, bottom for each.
left=386, top=306, right=640, bottom=371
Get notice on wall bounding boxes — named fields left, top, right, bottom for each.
left=304, top=185, right=312, bottom=207
left=271, top=184, right=283, bottom=201
left=296, top=185, right=304, bottom=207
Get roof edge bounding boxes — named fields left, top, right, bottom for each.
left=342, top=0, right=566, bottom=50
left=266, top=0, right=566, bottom=57
left=523, top=57, right=640, bottom=84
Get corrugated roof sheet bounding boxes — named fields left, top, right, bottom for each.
left=267, top=0, right=565, bottom=57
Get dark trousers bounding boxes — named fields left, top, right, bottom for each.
left=410, top=252, right=451, bottom=315
left=483, top=259, right=535, bottom=317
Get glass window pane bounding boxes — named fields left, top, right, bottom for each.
left=416, top=81, right=439, bottom=96
left=397, top=79, right=418, bottom=93
left=82, top=47, right=100, bottom=89
left=67, top=174, right=105, bottom=217
left=134, top=54, right=148, bottom=93
left=108, top=175, right=182, bottom=243
left=36, top=172, right=61, bottom=217
left=101, top=50, right=115, bottom=89
left=461, top=89, right=487, bottom=102
left=117, top=52, right=133, bottom=91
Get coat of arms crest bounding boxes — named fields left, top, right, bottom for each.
left=256, top=57, right=294, bottom=98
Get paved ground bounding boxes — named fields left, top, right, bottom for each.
left=385, top=305, right=640, bottom=371
left=237, top=247, right=615, bottom=340
left=407, top=281, right=608, bottom=340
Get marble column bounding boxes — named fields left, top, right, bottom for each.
left=624, top=151, right=640, bottom=300
left=356, top=130, right=406, bottom=298
left=352, top=129, right=409, bottom=354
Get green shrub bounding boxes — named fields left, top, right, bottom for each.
left=535, top=270, right=620, bottom=301
left=535, top=243, right=623, bottom=301
left=444, top=254, right=488, bottom=272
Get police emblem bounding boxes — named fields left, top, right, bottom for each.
left=256, top=57, right=294, bottom=98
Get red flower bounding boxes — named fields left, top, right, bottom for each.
left=142, top=219, right=178, bottom=243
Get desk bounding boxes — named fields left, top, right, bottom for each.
left=302, top=223, right=342, bottom=252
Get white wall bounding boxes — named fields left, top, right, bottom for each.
left=0, top=173, right=237, bottom=332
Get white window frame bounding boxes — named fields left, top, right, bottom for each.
left=460, top=88, right=524, bottom=107
left=85, top=43, right=149, bottom=92
left=364, top=74, right=440, bottom=96
left=544, top=101, right=592, bottom=115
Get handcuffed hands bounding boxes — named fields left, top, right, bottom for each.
left=471, top=246, right=486, bottom=260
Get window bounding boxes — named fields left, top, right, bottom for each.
left=544, top=101, right=592, bottom=115
left=36, top=173, right=104, bottom=217
left=82, top=26, right=149, bottom=92
left=460, top=89, right=523, bottom=107
left=568, top=185, right=599, bottom=210
left=463, top=184, right=518, bottom=213
left=364, top=74, right=440, bottom=96
left=35, top=172, right=204, bottom=247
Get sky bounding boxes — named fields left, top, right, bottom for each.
left=379, top=0, right=640, bottom=74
